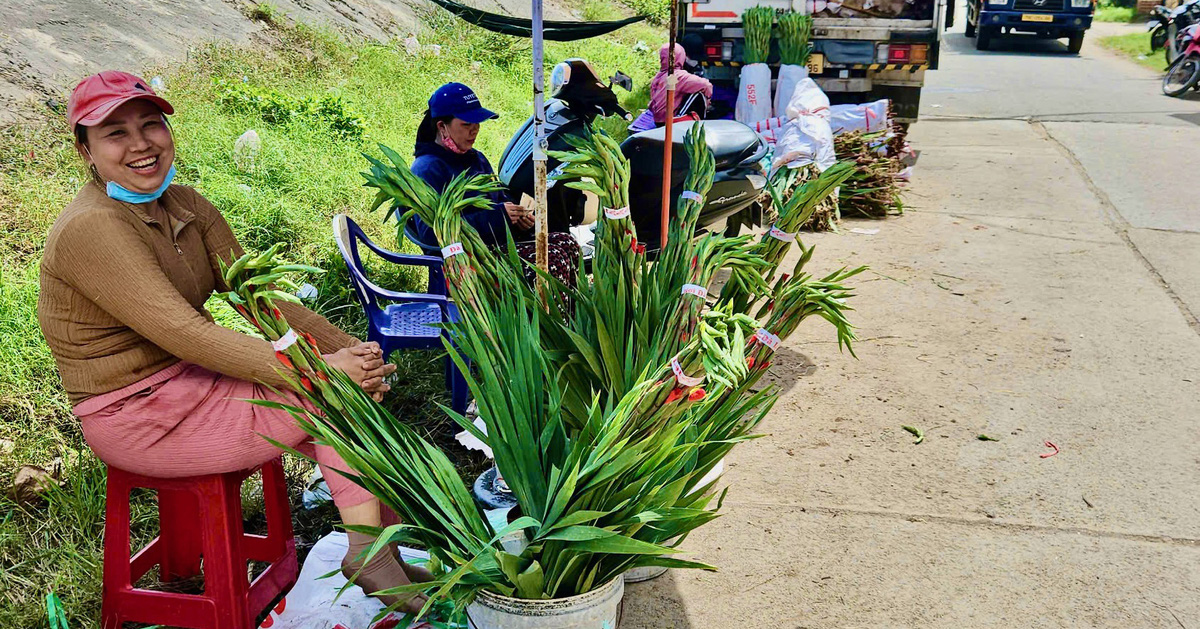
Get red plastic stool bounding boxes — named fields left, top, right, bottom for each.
left=101, top=457, right=299, bottom=629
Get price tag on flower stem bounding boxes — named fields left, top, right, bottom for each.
left=604, top=206, right=630, bottom=220
left=671, top=359, right=704, bottom=387
left=680, top=190, right=703, bottom=203
left=272, top=329, right=298, bottom=352
left=441, top=242, right=465, bottom=259
left=681, top=283, right=708, bottom=299
left=767, top=225, right=796, bottom=242
left=754, top=328, right=782, bottom=351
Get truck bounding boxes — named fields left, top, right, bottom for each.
left=676, top=0, right=950, bottom=124
left=965, top=0, right=1095, bottom=53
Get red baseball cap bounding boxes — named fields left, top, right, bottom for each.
left=67, top=71, right=174, bottom=129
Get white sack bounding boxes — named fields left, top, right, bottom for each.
left=750, top=115, right=790, bottom=145
left=829, top=99, right=890, bottom=135
left=773, top=65, right=809, bottom=120
left=735, top=63, right=773, bottom=124
left=784, top=77, right=831, bottom=120
left=772, top=113, right=836, bottom=173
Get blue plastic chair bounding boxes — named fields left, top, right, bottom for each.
left=401, top=219, right=446, bottom=296
left=333, top=214, right=469, bottom=415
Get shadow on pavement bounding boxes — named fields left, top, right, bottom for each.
left=620, top=571, right=695, bottom=629
left=942, top=28, right=1076, bottom=56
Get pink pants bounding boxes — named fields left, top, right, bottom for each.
left=76, top=361, right=374, bottom=509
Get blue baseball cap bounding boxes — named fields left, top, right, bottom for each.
left=428, top=83, right=498, bottom=124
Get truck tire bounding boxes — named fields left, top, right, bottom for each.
left=976, top=26, right=992, bottom=50
left=966, top=19, right=976, bottom=37
left=1068, top=31, right=1085, bottom=54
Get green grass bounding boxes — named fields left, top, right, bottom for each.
left=1094, top=2, right=1138, bottom=23
left=0, top=8, right=663, bottom=627
left=1099, top=31, right=1169, bottom=71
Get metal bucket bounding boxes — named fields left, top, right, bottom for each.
left=466, top=576, right=624, bottom=629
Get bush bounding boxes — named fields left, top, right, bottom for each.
left=216, top=80, right=367, bottom=141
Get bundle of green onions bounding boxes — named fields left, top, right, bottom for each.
left=834, top=130, right=905, bottom=218
left=777, top=11, right=814, bottom=66
left=742, top=7, right=775, bottom=65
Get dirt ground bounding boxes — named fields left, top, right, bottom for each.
left=619, top=27, right=1200, bottom=626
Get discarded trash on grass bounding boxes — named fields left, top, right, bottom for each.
left=1040, top=440, right=1060, bottom=458
left=977, top=434, right=1000, bottom=441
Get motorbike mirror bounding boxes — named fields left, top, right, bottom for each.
left=609, top=71, right=633, bottom=92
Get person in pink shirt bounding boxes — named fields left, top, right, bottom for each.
left=649, top=43, right=714, bottom=125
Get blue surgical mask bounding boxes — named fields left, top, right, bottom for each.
left=106, top=164, right=176, bottom=204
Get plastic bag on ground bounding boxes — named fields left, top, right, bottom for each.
left=829, top=99, right=890, bottom=135
left=735, top=63, right=773, bottom=124
left=263, top=532, right=434, bottom=629
left=773, top=65, right=809, bottom=120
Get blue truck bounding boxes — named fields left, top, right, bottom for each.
left=966, top=0, right=1095, bottom=52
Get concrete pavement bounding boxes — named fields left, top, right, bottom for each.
left=624, top=12, right=1200, bottom=628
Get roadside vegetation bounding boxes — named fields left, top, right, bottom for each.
left=1099, top=31, right=1170, bottom=71
left=0, top=3, right=663, bottom=625
left=1094, top=0, right=1138, bottom=23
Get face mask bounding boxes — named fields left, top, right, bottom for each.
left=440, top=129, right=469, bottom=155
left=106, top=164, right=176, bottom=204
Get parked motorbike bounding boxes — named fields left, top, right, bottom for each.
left=496, top=58, right=768, bottom=256
left=1157, top=0, right=1200, bottom=64
left=1147, top=4, right=1171, bottom=53
left=1163, top=24, right=1200, bottom=97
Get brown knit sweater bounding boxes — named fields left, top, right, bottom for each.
left=38, top=181, right=357, bottom=407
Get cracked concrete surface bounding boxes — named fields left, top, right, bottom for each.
left=622, top=9, right=1200, bottom=628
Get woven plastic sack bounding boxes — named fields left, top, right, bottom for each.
left=735, top=63, right=773, bottom=124
left=772, top=114, right=835, bottom=173
left=773, top=65, right=809, bottom=120
left=829, top=99, right=890, bottom=135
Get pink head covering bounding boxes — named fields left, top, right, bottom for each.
left=649, top=45, right=714, bottom=125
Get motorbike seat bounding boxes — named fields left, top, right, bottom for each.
left=624, top=120, right=764, bottom=172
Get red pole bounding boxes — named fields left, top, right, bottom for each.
left=660, top=0, right=679, bottom=250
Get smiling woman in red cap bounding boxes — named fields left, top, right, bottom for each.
left=37, top=71, right=430, bottom=613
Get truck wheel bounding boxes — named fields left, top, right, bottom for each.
left=1068, top=31, right=1085, bottom=54
left=966, top=19, right=976, bottom=37
left=976, top=26, right=992, bottom=50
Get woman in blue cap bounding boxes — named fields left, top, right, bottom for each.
left=410, top=82, right=579, bottom=286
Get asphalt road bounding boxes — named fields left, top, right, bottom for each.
left=624, top=13, right=1200, bottom=629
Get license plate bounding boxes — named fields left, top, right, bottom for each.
left=806, top=53, right=825, bottom=74
left=1021, top=13, right=1054, bottom=22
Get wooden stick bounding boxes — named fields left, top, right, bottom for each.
left=532, top=0, right=549, bottom=280
left=660, top=0, right=679, bottom=250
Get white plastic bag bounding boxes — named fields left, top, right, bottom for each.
left=735, top=63, right=773, bottom=124
left=829, top=99, right=890, bottom=135
left=233, top=129, right=261, bottom=172
left=773, top=65, right=809, bottom=120
left=264, top=532, right=430, bottom=629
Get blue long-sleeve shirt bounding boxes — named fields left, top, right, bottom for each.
left=408, top=142, right=515, bottom=249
